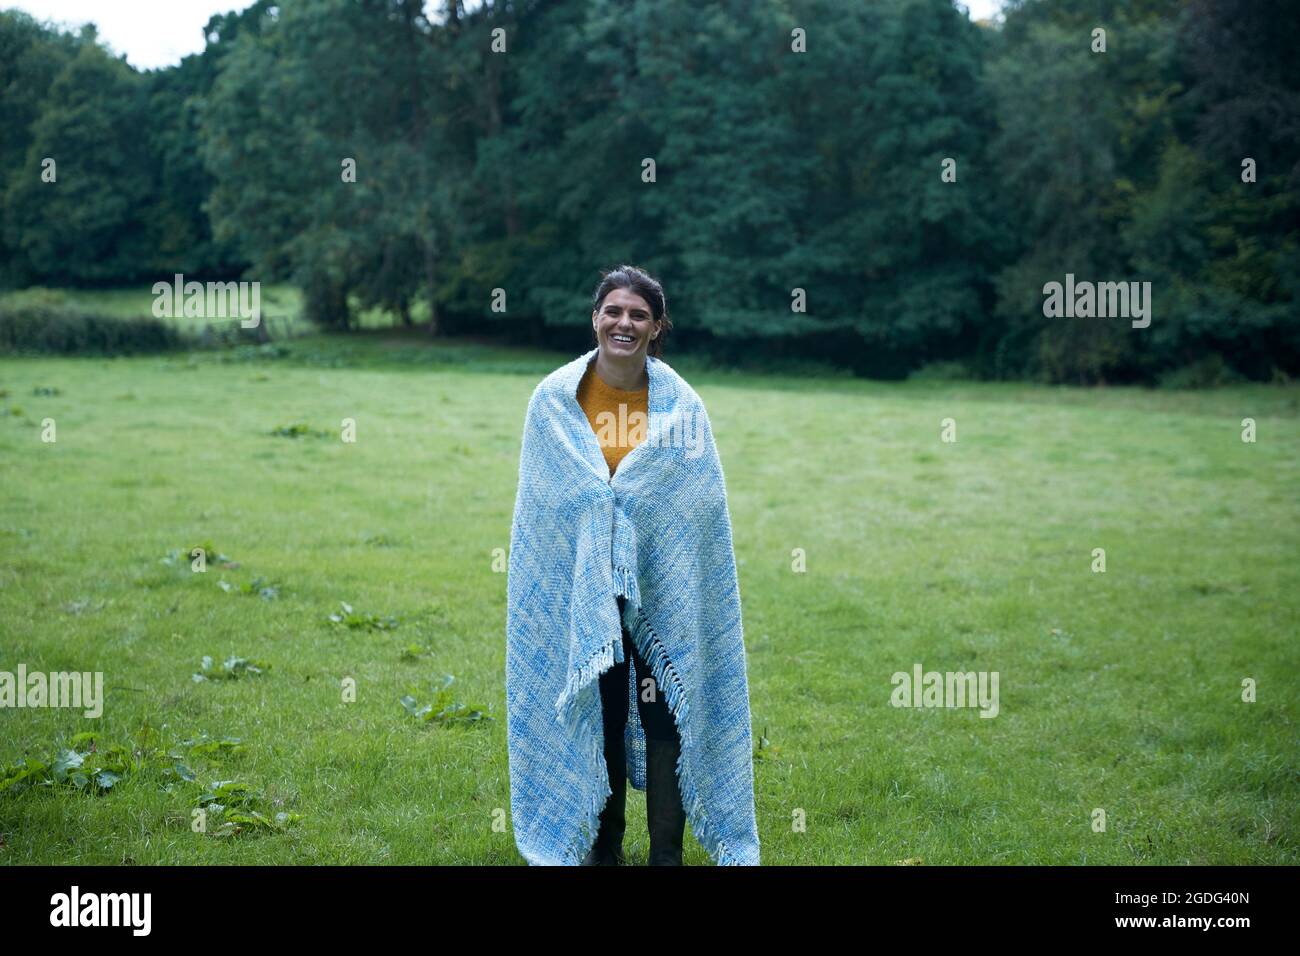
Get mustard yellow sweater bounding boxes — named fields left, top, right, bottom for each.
left=576, top=360, right=649, bottom=476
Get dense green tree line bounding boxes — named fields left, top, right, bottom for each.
left=0, top=0, right=1295, bottom=381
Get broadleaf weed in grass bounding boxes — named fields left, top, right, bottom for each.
left=328, top=601, right=398, bottom=630
left=400, top=674, right=494, bottom=726
left=754, top=725, right=781, bottom=761
left=216, top=576, right=279, bottom=599
left=269, top=422, right=331, bottom=438
left=399, top=643, right=435, bottom=662
left=191, top=655, right=270, bottom=682
left=3, top=726, right=185, bottom=797
left=197, top=780, right=301, bottom=838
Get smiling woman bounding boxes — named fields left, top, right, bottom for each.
left=505, top=263, right=760, bottom=866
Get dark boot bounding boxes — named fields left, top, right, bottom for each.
left=581, top=733, right=627, bottom=865
left=645, top=736, right=686, bottom=865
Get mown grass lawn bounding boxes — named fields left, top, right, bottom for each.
left=1, top=333, right=1297, bottom=864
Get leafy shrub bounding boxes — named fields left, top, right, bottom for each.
left=1157, top=354, right=1246, bottom=389
left=907, top=360, right=975, bottom=382
left=0, top=292, right=188, bottom=355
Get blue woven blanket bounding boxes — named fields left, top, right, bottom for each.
left=505, top=347, right=760, bottom=865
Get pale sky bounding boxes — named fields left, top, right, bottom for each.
left=4, top=0, right=1008, bottom=71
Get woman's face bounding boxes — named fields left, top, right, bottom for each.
left=593, top=288, right=658, bottom=361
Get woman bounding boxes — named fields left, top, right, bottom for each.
left=505, top=265, right=760, bottom=866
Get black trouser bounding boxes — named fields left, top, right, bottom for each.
left=599, top=597, right=681, bottom=744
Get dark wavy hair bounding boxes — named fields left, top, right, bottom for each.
left=590, top=264, right=672, bottom=358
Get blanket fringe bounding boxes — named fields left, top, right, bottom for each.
left=553, top=632, right=619, bottom=725
left=552, top=562, right=638, bottom=724
left=551, top=632, right=620, bottom=864
left=613, top=563, right=640, bottom=609
left=554, top=565, right=747, bottom=865
left=575, top=690, right=614, bottom=865
left=623, top=601, right=744, bottom=866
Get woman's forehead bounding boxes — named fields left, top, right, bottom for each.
left=599, top=289, right=652, bottom=312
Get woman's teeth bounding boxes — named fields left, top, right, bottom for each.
left=611, top=334, right=635, bottom=343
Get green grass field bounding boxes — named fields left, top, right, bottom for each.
left=1, top=331, right=1297, bottom=864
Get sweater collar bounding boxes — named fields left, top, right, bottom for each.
left=555, top=348, right=677, bottom=484
left=560, top=347, right=673, bottom=414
